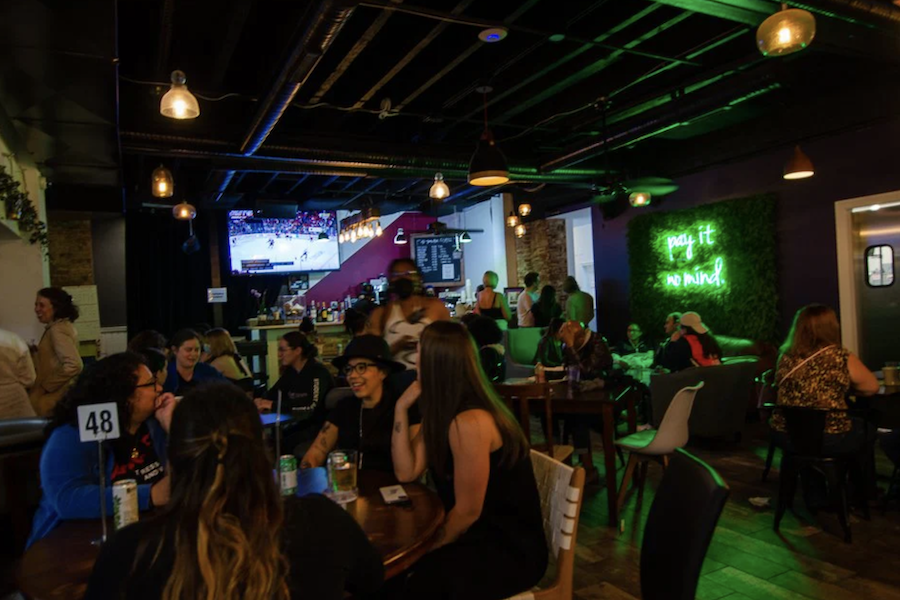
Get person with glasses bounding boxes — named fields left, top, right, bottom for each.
left=366, top=258, right=450, bottom=370
left=254, top=332, right=335, bottom=456
left=300, top=335, right=420, bottom=472
left=614, top=323, right=650, bottom=357
left=27, top=352, right=176, bottom=546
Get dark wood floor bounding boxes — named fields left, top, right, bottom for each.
left=567, top=422, right=900, bottom=600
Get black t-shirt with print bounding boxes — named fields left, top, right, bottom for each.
left=110, top=422, right=165, bottom=485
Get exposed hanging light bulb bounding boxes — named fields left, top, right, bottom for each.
left=506, top=211, right=519, bottom=228
left=518, top=203, right=532, bottom=217
left=756, top=5, right=815, bottom=57
left=515, top=223, right=526, bottom=238
left=429, top=173, right=450, bottom=200
left=152, top=165, right=174, bottom=198
left=394, top=228, right=408, bottom=245
left=172, top=201, right=197, bottom=221
left=160, top=70, right=200, bottom=119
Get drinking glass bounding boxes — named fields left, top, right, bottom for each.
left=326, top=449, right=359, bottom=503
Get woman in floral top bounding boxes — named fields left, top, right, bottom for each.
left=771, top=304, right=878, bottom=453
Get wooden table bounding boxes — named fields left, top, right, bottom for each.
left=501, top=380, right=638, bottom=526
left=15, top=471, right=444, bottom=599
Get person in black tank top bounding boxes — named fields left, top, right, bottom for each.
left=391, top=322, right=547, bottom=600
left=474, top=271, right=511, bottom=322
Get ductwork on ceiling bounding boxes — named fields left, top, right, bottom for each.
left=209, top=0, right=356, bottom=201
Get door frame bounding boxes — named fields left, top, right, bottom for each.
left=834, top=190, right=900, bottom=354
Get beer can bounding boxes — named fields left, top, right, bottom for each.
left=280, top=454, right=298, bottom=496
left=112, top=479, right=139, bottom=530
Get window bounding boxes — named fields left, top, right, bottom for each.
left=866, top=245, right=894, bottom=287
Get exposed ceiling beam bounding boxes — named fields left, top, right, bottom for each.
left=287, top=174, right=310, bottom=193
left=650, top=0, right=771, bottom=26
left=351, top=0, right=476, bottom=110
left=209, top=0, right=255, bottom=89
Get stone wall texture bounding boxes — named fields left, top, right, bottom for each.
left=49, top=219, right=94, bottom=286
left=515, top=218, right=568, bottom=302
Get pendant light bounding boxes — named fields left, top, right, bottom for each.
left=756, top=4, right=816, bottom=57
left=394, top=228, right=408, bottom=245
left=160, top=70, right=200, bottom=119
left=783, top=145, right=815, bottom=180
left=518, top=203, right=532, bottom=217
left=506, top=211, right=519, bottom=228
left=172, top=201, right=197, bottom=221
left=628, top=192, right=652, bottom=207
left=468, top=90, right=509, bottom=186
left=429, top=173, right=450, bottom=200
left=514, top=223, right=526, bottom=238
left=151, top=165, right=174, bottom=198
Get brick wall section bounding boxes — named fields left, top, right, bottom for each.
left=48, top=219, right=95, bottom=286
left=515, top=218, right=568, bottom=302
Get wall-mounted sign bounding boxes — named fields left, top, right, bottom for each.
left=207, top=287, right=228, bottom=303
left=660, top=223, right=725, bottom=289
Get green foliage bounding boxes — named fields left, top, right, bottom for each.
left=627, top=195, right=778, bottom=342
left=0, top=165, right=49, bottom=252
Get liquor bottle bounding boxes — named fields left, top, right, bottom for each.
left=328, top=304, right=336, bottom=322
left=309, top=301, right=317, bottom=322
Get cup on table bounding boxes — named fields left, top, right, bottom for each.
left=884, top=365, right=900, bottom=386
left=326, top=449, right=359, bottom=503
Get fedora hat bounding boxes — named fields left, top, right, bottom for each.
left=332, top=334, right=406, bottom=373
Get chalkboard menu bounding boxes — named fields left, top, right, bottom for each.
left=411, top=234, right=464, bottom=287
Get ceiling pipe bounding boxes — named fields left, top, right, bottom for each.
left=789, top=0, right=900, bottom=27
left=540, top=66, right=781, bottom=172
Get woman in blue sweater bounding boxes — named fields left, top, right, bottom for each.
left=163, top=329, right=224, bottom=395
left=28, top=352, right=176, bottom=546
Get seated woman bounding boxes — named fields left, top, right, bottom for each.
left=679, top=311, right=722, bottom=367
left=255, top=332, right=335, bottom=456
left=343, top=307, right=368, bottom=337
left=163, top=329, right=224, bottom=395
left=531, top=285, right=562, bottom=328
left=465, top=315, right=506, bottom=383
left=392, top=322, right=547, bottom=599
left=28, top=352, right=175, bottom=546
left=771, top=304, right=879, bottom=456
left=301, top=335, right=419, bottom=472
left=84, top=382, right=384, bottom=600
left=473, top=271, right=511, bottom=323
left=205, top=328, right=254, bottom=393
left=534, top=318, right=565, bottom=368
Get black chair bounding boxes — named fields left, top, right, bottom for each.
left=0, top=417, right=49, bottom=554
left=640, top=448, right=730, bottom=600
left=235, top=339, right=268, bottom=389
left=773, top=406, right=868, bottom=543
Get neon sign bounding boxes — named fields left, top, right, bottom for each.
left=660, top=223, right=726, bottom=289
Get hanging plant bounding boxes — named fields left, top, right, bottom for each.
left=0, top=165, right=49, bottom=252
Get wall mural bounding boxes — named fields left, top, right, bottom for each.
left=627, top=194, right=778, bottom=342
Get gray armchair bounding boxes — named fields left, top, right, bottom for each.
left=649, top=359, right=759, bottom=440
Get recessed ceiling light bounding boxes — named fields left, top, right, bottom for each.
left=478, top=27, right=508, bottom=43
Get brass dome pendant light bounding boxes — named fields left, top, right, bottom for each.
left=757, top=4, right=816, bottom=57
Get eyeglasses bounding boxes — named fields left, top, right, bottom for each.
left=343, top=362, right=379, bottom=376
left=135, top=378, right=158, bottom=389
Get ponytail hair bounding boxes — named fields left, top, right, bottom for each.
left=37, top=287, right=79, bottom=322
left=152, top=383, right=288, bottom=600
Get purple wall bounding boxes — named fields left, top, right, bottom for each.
left=593, top=120, right=900, bottom=340
left=304, top=212, right=435, bottom=303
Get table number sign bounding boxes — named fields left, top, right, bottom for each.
left=77, top=402, right=121, bottom=442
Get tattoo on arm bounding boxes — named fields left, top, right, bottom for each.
left=319, top=436, right=330, bottom=449
left=394, top=421, right=402, bottom=433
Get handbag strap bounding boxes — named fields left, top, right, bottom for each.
left=777, top=345, right=835, bottom=386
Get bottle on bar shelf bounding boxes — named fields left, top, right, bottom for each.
left=309, top=301, right=317, bottom=322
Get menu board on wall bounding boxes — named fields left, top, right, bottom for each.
left=411, top=235, right=464, bottom=287
left=63, top=285, right=101, bottom=341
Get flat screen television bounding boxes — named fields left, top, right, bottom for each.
left=227, top=209, right=340, bottom=275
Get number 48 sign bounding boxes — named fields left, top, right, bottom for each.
left=77, top=402, right=121, bottom=442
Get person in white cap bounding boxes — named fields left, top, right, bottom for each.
left=679, top=311, right=722, bottom=367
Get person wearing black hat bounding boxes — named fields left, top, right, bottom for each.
left=300, top=335, right=420, bottom=472
left=254, top=332, right=335, bottom=456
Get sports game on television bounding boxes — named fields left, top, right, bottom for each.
left=227, top=209, right=340, bottom=275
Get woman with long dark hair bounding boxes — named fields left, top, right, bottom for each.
left=531, top=284, right=562, bottom=328
left=392, top=321, right=547, bottom=599
left=679, top=311, right=722, bottom=367
left=27, top=352, right=174, bottom=546
left=255, top=331, right=334, bottom=456
left=163, top=329, right=224, bottom=395
left=84, top=382, right=383, bottom=600
left=29, top=287, right=83, bottom=416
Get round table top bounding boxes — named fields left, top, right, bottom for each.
left=15, top=470, right=444, bottom=599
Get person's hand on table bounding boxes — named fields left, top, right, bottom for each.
left=154, top=393, right=178, bottom=432
left=254, top=398, right=273, bottom=413
left=397, top=380, right=421, bottom=412
left=150, top=473, right=171, bottom=507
